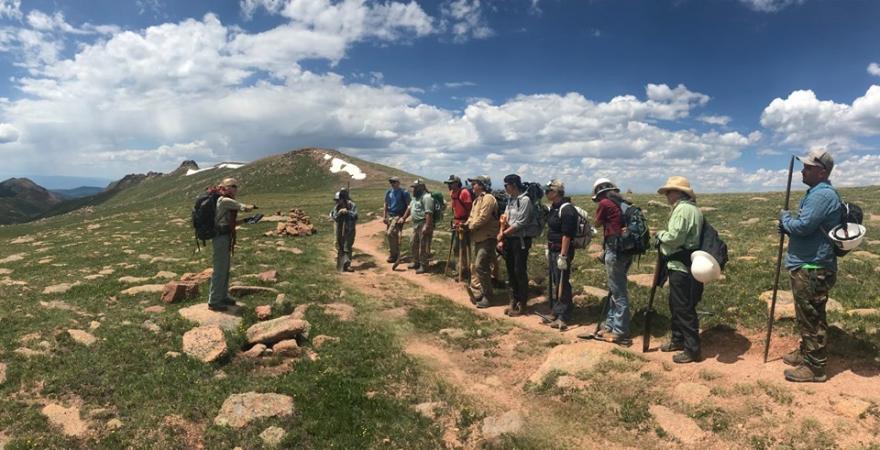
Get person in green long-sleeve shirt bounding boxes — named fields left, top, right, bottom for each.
left=655, top=176, right=704, bottom=364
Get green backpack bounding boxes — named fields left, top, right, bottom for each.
left=428, top=191, right=446, bottom=222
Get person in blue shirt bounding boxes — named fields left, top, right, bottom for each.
left=383, top=177, right=411, bottom=263
left=778, top=149, right=842, bottom=383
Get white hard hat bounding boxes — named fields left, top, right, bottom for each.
left=592, top=178, right=619, bottom=201
left=690, top=250, right=721, bottom=284
left=333, top=191, right=340, bottom=201
left=828, top=223, right=866, bottom=252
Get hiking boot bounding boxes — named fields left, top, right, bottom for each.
left=784, top=364, right=827, bottom=383
left=539, top=314, right=557, bottom=325
left=660, top=342, right=684, bottom=353
left=207, top=303, right=228, bottom=312
left=415, top=266, right=427, bottom=274
left=387, top=256, right=397, bottom=263
left=672, top=351, right=700, bottom=364
left=407, top=262, right=420, bottom=270
left=504, top=302, right=522, bottom=317
left=475, top=298, right=491, bottom=309
left=465, top=286, right=478, bottom=304
left=549, top=319, right=568, bottom=331
left=222, top=297, right=238, bottom=306
left=343, top=265, right=355, bottom=272
left=597, top=332, right=632, bottom=346
left=782, top=349, right=804, bottom=367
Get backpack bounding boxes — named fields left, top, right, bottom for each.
left=560, top=203, right=592, bottom=249
left=523, top=182, right=548, bottom=238
left=192, top=191, right=221, bottom=241
left=617, top=202, right=650, bottom=255
left=825, top=191, right=864, bottom=257
left=426, top=191, right=446, bottom=222
left=698, top=220, right=729, bottom=270
left=490, top=189, right=509, bottom=218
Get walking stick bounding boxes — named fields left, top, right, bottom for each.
left=444, top=227, right=456, bottom=277
left=336, top=218, right=346, bottom=272
left=763, top=155, right=796, bottom=363
left=642, top=250, right=664, bottom=353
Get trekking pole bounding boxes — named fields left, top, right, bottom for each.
left=593, top=291, right=611, bottom=337
left=642, top=250, right=664, bottom=353
left=763, top=155, right=796, bottom=363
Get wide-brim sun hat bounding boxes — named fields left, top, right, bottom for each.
left=657, top=176, right=696, bottom=201
left=690, top=250, right=721, bottom=283
left=828, top=223, right=866, bottom=251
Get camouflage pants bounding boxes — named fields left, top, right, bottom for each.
left=790, top=268, right=837, bottom=370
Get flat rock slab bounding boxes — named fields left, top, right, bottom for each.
left=246, top=315, right=310, bottom=345
left=214, top=392, right=294, bottom=428
left=482, top=410, right=524, bottom=440
left=628, top=274, right=654, bottom=288
left=0, top=253, right=26, bottom=264
left=43, top=282, right=80, bottom=294
left=760, top=290, right=842, bottom=320
left=833, top=398, right=871, bottom=418
left=229, top=285, right=280, bottom=296
left=255, top=305, right=272, bottom=320
left=42, top=403, right=88, bottom=437
left=323, top=303, right=355, bottom=321
left=179, top=304, right=243, bottom=331
left=120, top=284, right=166, bottom=296
left=67, top=329, right=97, bottom=347
left=118, top=276, right=151, bottom=284
left=852, top=251, right=879, bottom=259
left=272, top=339, right=301, bottom=357
left=649, top=404, right=705, bottom=445
left=580, top=285, right=607, bottom=299
left=182, top=326, right=227, bottom=363
left=674, top=382, right=711, bottom=405
left=528, top=343, right=605, bottom=384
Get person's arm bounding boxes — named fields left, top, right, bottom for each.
left=782, top=191, right=834, bottom=237
left=383, top=191, right=389, bottom=222
left=422, top=195, right=434, bottom=234
left=656, top=207, right=688, bottom=253
left=594, top=202, right=607, bottom=229
left=349, top=202, right=358, bottom=221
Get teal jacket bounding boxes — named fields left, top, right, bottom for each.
left=781, top=181, right=841, bottom=272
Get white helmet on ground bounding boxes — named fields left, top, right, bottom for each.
left=690, top=250, right=721, bottom=284
left=592, top=178, right=619, bottom=202
left=827, top=223, right=866, bottom=252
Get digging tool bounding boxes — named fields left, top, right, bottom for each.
left=444, top=227, right=456, bottom=277
left=391, top=221, right=406, bottom=270
left=336, top=218, right=346, bottom=272
left=763, top=155, right=796, bottom=363
left=642, top=250, right=665, bottom=353
left=532, top=309, right=554, bottom=324
left=578, top=291, right=612, bottom=340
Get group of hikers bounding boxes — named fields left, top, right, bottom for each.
left=202, top=148, right=862, bottom=384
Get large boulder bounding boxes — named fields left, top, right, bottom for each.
left=528, top=343, right=605, bottom=384
left=245, top=315, right=310, bottom=345
left=182, top=326, right=227, bottom=363
left=214, top=392, right=294, bottom=428
left=161, top=281, right=199, bottom=304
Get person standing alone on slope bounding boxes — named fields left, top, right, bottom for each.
left=208, top=178, right=255, bottom=312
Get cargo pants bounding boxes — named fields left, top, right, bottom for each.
left=791, top=268, right=837, bottom=370
left=209, top=233, right=231, bottom=306
left=471, top=238, right=496, bottom=298
left=386, top=215, right=403, bottom=260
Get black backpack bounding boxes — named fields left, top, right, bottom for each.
left=617, top=202, right=650, bottom=255
left=490, top=189, right=509, bottom=219
left=699, top=220, right=729, bottom=270
left=192, top=191, right=220, bottom=241
left=523, top=182, right=548, bottom=237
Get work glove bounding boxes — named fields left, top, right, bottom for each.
left=557, top=254, right=569, bottom=271
left=244, top=213, right=263, bottom=224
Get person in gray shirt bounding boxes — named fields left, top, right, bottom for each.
left=496, top=174, right=535, bottom=316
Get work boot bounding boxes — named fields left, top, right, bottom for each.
left=782, top=349, right=804, bottom=367
left=672, top=351, right=700, bottom=364
left=207, top=303, right=228, bottom=312
left=343, top=265, right=355, bottom=273
left=504, top=300, right=522, bottom=317
left=539, top=314, right=557, bottom=325
left=660, top=342, right=684, bottom=353
left=784, top=364, right=827, bottom=383
left=549, top=319, right=568, bottom=331
left=466, top=286, right=478, bottom=304
left=222, top=297, right=238, bottom=306
left=475, top=298, right=491, bottom=309
left=407, top=262, right=420, bottom=270
left=387, top=256, right=396, bottom=263
left=415, top=265, right=427, bottom=274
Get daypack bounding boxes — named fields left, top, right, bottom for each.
left=560, top=203, right=592, bottom=249
left=490, top=189, right=509, bottom=218
left=426, top=191, right=446, bottom=222
left=523, top=182, right=548, bottom=238
left=825, top=190, right=864, bottom=257
left=617, top=202, right=650, bottom=255
left=192, top=190, right=221, bottom=241
left=698, top=220, right=729, bottom=270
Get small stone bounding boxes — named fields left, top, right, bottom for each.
left=214, top=392, right=294, bottom=428
left=161, top=281, right=199, bottom=304
left=412, top=401, right=445, bottom=419
left=846, top=308, right=879, bottom=317
left=274, top=293, right=288, bottom=306
left=165, top=351, right=181, bottom=358
left=154, top=271, right=178, bottom=280
left=67, top=329, right=97, bottom=347
left=142, top=320, right=161, bottom=333
left=0, top=362, right=6, bottom=385
left=182, top=326, right=227, bottom=363
left=258, top=270, right=278, bottom=283
left=323, top=303, right=355, bottom=321
left=242, top=343, right=267, bottom=358
left=260, top=426, right=285, bottom=447
left=272, top=339, right=301, bottom=357
left=255, top=305, right=272, bottom=320
left=481, top=410, right=524, bottom=440
left=87, top=408, right=114, bottom=420
left=291, top=303, right=310, bottom=319
left=43, top=282, right=80, bottom=294
left=312, top=335, right=340, bottom=348
left=740, top=218, right=760, bottom=225
left=246, top=315, right=310, bottom=345
left=144, top=305, right=165, bottom=314
left=120, top=284, right=166, bottom=296
left=89, top=321, right=101, bottom=330
left=106, top=418, right=123, bottom=430
left=229, top=285, right=280, bottom=296
left=438, top=328, right=467, bottom=339
left=118, top=276, right=151, bottom=284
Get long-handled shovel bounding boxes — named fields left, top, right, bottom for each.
left=336, top=219, right=346, bottom=272
left=444, top=228, right=456, bottom=277
left=642, top=250, right=664, bottom=353
left=763, top=155, right=796, bottom=363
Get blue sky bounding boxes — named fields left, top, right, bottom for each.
left=0, top=0, right=878, bottom=192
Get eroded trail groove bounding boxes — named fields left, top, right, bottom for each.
left=348, top=218, right=880, bottom=449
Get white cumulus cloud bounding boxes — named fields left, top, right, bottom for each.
left=0, top=123, right=19, bottom=143
left=868, top=62, right=880, bottom=77
left=441, top=0, right=493, bottom=43
left=0, top=0, right=20, bottom=20
left=740, top=0, right=805, bottom=13
left=697, top=115, right=731, bottom=126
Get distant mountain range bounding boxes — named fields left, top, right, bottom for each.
left=50, top=186, right=105, bottom=199
left=0, top=178, right=66, bottom=225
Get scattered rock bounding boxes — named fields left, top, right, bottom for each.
left=180, top=268, right=213, bottom=284
left=142, top=320, right=161, bottom=334
left=438, top=328, right=467, bottom=340
left=481, top=410, right=524, bottom=440
left=272, top=339, right=301, bottom=357
left=699, top=207, right=717, bottom=212
left=89, top=321, right=101, bottom=330
left=291, top=304, right=310, bottom=320
left=229, top=285, right=280, bottom=296
left=182, top=326, right=227, bottom=363
left=274, top=293, right=288, bottom=307
left=674, top=382, right=711, bottom=405
left=255, top=305, right=272, bottom=320
left=165, top=351, right=181, bottom=358
left=528, top=343, right=605, bottom=384
left=154, top=271, right=178, bottom=280
left=649, top=404, right=705, bottom=445
left=150, top=256, right=181, bottom=264
left=106, top=418, right=123, bottom=431
left=118, top=276, right=151, bottom=284
left=84, top=274, right=103, bottom=281
left=323, top=303, right=355, bottom=321
left=260, top=426, right=285, bottom=447
left=258, top=270, right=278, bottom=282
left=213, top=392, right=294, bottom=428
left=120, top=284, right=166, bottom=296
left=87, top=408, right=114, bottom=420
left=67, top=329, right=97, bottom=347
left=833, top=398, right=871, bottom=418
left=263, top=209, right=317, bottom=237
left=242, top=343, right=267, bottom=358
left=246, top=315, right=310, bottom=345
left=736, top=256, right=757, bottom=261
left=14, top=347, right=46, bottom=358
left=0, top=253, right=26, bottom=264
left=41, top=403, right=88, bottom=437
left=0, top=268, right=12, bottom=275
left=10, top=236, right=35, bottom=244
left=98, top=268, right=115, bottom=276
left=580, top=285, right=607, bottom=299
left=647, top=200, right=671, bottom=209
left=144, top=305, right=165, bottom=314
left=412, top=401, right=445, bottom=419
left=0, top=362, right=6, bottom=385
left=627, top=274, right=654, bottom=288
left=276, top=246, right=303, bottom=255
left=37, top=257, right=54, bottom=264
left=43, top=282, right=80, bottom=294
left=740, top=218, right=760, bottom=225
left=178, top=304, right=243, bottom=331
left=161, top=281, right=199, bottom=304
left=847, top=308, right=879, bottom=317
left=750, top=196, right=769, bottom=201
left=312, top=335, right=340, bottom=348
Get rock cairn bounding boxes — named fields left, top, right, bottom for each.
left=264, top=209, right=316, bottom=237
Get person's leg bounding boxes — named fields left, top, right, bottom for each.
left=513, top=239, right=531, bottom=308
left=552, top=250, right=574, bottom=322
left=344, top=225, right=356, bottom=268
left=410, top=223, right=422, bottom=268
left=670, top=270, right=701, bottom=357
left=604, top=249, right=622, bottom=334
left=473, top=239, right=494, bottom=298
left=667, top=269, right=686, bottom=347
left=503, top=238, right=518, bottom=308
left=209, top=234, right=231, bottom=306
left=611, top=252, right=633, bottom=337
left=792, top=268, right=835, bottom=373
left=548, top=248, right=560, bottom=312
left=418, top=224, right=431, bottom=269
left=387, top=216, right=400, bottom=260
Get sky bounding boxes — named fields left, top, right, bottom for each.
left=0, top=0, right=878, bottom=193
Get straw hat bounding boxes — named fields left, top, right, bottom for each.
left=657, top=176, right=696, bottom=201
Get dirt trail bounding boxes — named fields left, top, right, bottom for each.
left=352, top=219, right=880, bottom=447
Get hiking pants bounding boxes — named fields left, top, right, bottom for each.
left=548, top=248, right=574, bottom=321
left=386, top=215, right=402, bottom=259
left=791, top=268, right=836, bottom=370
left=335, top=220, right=356, bottom=268
left=668, top=269, right=704, bottom=357
left=604, top=248, right=633, bottom=337
left=471, top=238, right=496, bottom=298
left=504, top=237, right=531, bottom=307
left=411, top=222, right=430, bottom=267
left=209, top=233, right=232, bottom=306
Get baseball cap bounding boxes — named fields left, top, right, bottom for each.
left=797, top=149, right=834, bottom=172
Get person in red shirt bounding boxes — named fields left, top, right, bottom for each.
left=589, top=178, right=633, bottom=345
left=444, top=175, right=473, bottom=280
